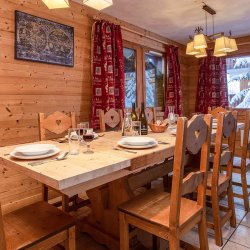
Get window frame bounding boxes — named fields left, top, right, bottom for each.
left=123, top=40, right=166, bottom=109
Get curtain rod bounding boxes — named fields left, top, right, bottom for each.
left=93, top=16, right=170, bottom=46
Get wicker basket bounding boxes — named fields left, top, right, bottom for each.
left=149, top=123, right=168, bottom=133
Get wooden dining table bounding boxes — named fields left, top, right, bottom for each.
left=0, top=122, right=245, bottom=249
left=0, top=131, right=176, bottom=249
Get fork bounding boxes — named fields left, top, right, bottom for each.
left=113, top=147, right=137, bottom=154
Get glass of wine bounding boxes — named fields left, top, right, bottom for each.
left=83, top=128, right=94, bottom=154
left=77, top=122, right=89, bottom=144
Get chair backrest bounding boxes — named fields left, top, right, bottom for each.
left=99, top=109, right=123, bottom=132
left=169, top=114, right=212, bottom=228
left=212, top=111, right=238, bottom=185
left=38, top=111, right=76, bottom=141
left=208, top=106, right=227, bottom=118
left=0, top=204, right=6, bottom=250
left=241, top=110, right=250, bottom=160
left=145, top=107, right=156, bottom=124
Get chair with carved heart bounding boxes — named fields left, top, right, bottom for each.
left=145, top=107, right=156, bottom=124
left=119, top=114, right=212, bottom=250
left=206, top=111, right=238, bottom=246
left=222, top=110, right=250, bottom=211
left=208, top=106, right=227, bottom=119
left=38, top=111, right=78, bottom=212
left=99, top=109, right=123, bottom=132
left=0, top=201, right=75, bottom=250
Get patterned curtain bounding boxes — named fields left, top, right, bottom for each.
left=164, top=45, right=183, bottom=117
left=91, top=21, right=125, bottom=129
left=195, top=49, right=228, bottom=113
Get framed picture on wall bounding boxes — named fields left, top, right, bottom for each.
left=15, top=10, right=74, bottom=67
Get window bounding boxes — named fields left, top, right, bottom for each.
left=227, top=56, right=250, bottom=108
left=145, top=52, right=165, bottom=107
left=123, top=48, right=136, bottom=108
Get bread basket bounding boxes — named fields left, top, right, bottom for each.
left=149, top=123, right=168, bottom=133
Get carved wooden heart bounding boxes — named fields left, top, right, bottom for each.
left=186, top=116, right=207, bottom=155
left=56, top=120, right=62, bottom=126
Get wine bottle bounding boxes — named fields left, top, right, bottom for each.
left=131, top=103, right=138, bottom=121
left=139, top=102, right=148, bottom=135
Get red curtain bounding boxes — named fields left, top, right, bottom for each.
left=91, top=21, right=125, bottom=129
left=195, top=49, right=228, bottom=113
left=164, top=45, right=183, bottom=117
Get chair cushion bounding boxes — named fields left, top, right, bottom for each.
left=4, top=201, right=75, bottom=249
left=119, top=188, right=202, bottom=229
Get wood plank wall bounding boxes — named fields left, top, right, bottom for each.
left=0, top=0, right=188, bottom=212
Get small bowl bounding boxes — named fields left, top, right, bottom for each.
left=149, top=123, right=168, bottom=133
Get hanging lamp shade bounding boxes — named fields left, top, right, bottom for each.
left=82, top=0, right=113, bottom=10
left=214, top=37, right=227, bottom=57
left=42, top=0, right=69, bottom=9
left=195, top=48, right=207, bottom=58
left=227, top=38, right=238, bottom=52
left=214, top=36, right=231, bottom=52
left=193, top=33, right=207, bottom=49
left=186, top=41, right=200, bottom=55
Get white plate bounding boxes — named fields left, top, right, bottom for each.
left=14, top=144, right=57, bottom=156
left=121, top=137, right=156, bottom=146
left=10, top=147, right=60, bottom=160
left=118, top=140, right=158, bottom=149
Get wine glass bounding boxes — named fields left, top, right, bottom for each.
left=83, top=128, right=94, bottom=154
left=77, top=122, right=89, bottom=144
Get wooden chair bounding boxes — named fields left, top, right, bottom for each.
left=145, top=107, right=156, bottom=123
left=39, top=111, right=76, bottom=141
left=208, top=106, right=227, bottom=119
left=206, top=111, right=238, bottom=246
left=99, top=109, right=123, bottom=132
left=223, top=110, right=250, bottom=211
left=0, top=201, right=75, bottom=250
left=119, top=114, right=212, bottom=250
left=38, top=111, right=77, bottom=212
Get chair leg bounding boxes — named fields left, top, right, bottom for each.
left=241, top=168, right=249, bottom=211
left=119, top=212, right=130, bottom=250
left=211, top=195, right=223, bottom=246
left=169, top=234, right=180, bottom=250
left=65, top=226, right=76, bottom=250
left=227, top=183, right=236, bottom=227
left=62, top=195, right=70, bottom=212
left=198, top=214, right=209, bottom=250
left=42, top=184, right=49, bottom=202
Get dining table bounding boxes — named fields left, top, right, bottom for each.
left=0, top=121, right=245, bottom=249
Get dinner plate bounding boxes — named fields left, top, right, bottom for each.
left=10, top=147, right=60, bottom=160
left=121, top=136, right=156, bottom=146
left=14, top=144, right=57, bottom=156
left=117, top=140, right=158, bottom=149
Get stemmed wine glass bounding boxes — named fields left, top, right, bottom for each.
left=83, top=128, right=94, bottom=154
left=77, top=122, right=89, bottom=144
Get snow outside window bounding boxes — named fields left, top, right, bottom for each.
left=227, top=56, right=250, bottom=108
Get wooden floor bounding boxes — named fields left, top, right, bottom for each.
left=56, top=172, right=250, bottom=249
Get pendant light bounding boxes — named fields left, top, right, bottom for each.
left=42, top=0, right=69, bottom=9
left=82, top=0, right=113, bottom=10
left=195, top=48, right=207, bottom=58
left=186, top=3, right=238, bottom=58
left=214, top=36, right=231, bottom=52
left=186, top=41, right=200, bottom=55
left=194, top=33, right=207, bottom=49
left=227, top=38, right=238, bottom=52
